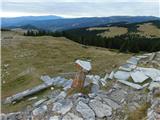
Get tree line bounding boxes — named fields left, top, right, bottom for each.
left=24, top=29, right=160, bottom=53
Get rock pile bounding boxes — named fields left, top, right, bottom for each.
left=1, top=51, right=160, bottom=120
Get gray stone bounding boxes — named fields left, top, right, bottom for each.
left=63, top=80, right=72, bottom=91
left=102, top=97, right=121, bottom=110
left=91, top=84, right=99, bottom=93
left=108, top=71, right=114, bottom=80
left=88, top=93, right=96, bottom=98
left=1, top=113, right=7, bottom=120
left=49, top=116, right=61, bottom=120
left=127, top=57, right=138, bottom=65
left=32, top=105, right=47, bottom=116
left=119, top=63, right=136, bottom=72
left=1, top=112, right=21, bottom=120
left=109, top=89, right=127, bottom=104
left=114, top=71, right=130, bottom=81
left=28, top=96, right=37, bottom=101
left=62, top=113, right=83, bottom=120
left=52, top=99, right=73, bottom=115
left=89, top=99, right=112, bottom=118
left=76, top=97, right=89, bottom=104
left=56, top=78, right=67, bottom=86
left=50, top=91, right=67, bottom=103
left=33, top=99, right=47, bottom=107
left=76, top=101, right=95, bottom=120
left=41, top=75, right=52, bottom=85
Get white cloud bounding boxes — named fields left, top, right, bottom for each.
left=2, top=0, right=159, bottom=3
left=1, top=1, right=159, bottom=17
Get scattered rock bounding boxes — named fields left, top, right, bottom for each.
left=52, top=99, right=73, bottom=115
left=91, top=84, right=100, bottom=94
left=49, top=116, right=61, bottom=120
left=33, top=99, right=47, bottom=107
left=62, top=113, right=83, bottom=120
left=89, top=99, right=112, bottom=118
left=102, top=97, right=121, bottom=110
left=76, top=101, right=95, bottom=120
left=32, top=105, right=47, bottom=116
left=28, top=96, right=38, bottom=101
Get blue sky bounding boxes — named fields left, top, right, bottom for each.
left=1, top=0, right=159, bottom=18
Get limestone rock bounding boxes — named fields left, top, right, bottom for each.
left=76, top=101, right=95, bottom=120
left=62, top=113, right=83, bottom=120
left=52, top=99, right=73, bottom=115
left=49, top=116, right=61, bottom=120
left=89, top=99, right=112, bottom=118
left=32, top=105, right=47, bottom=116
left=102, top=97, right=121, bottom=110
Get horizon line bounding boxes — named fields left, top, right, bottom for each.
left=2, top=14, right=160, bottom=19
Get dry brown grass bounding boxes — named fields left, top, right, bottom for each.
left=87, top=26, right=128, bottom=38
left=1, top=30, right=131, bottom=113
left=87, top=27, right=110, bottom=31
left=98, top=27, right=128, bottom=38
left=128, top=102, right=151, bottom=120
left=137, top=23, right=160, bottom=38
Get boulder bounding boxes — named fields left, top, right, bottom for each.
left=89, top=99, right=112, bottom=118
left=76, top=101, right=95, bottom=120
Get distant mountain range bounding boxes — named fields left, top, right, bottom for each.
left=1, top=15, right=160, bottom=31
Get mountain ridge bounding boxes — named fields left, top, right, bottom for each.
left=2, top=16, right=160, bottom=31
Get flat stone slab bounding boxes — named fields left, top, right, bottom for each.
left=114, top=71, right=130, bottom=81
left=118, top=80, right=143, bottom=90
left=52, top=99, right=73, bottom=115
left=33, top=99, right=47, bottom=107
left=76, top=101, right=95, bottom=120
left=130, top=71, right=149, bottom=83
left=50, top=91, right=67, bottom=103
left=89, top=99, right=112, bottom=118
left=101, top=97, right=121, bottom=110
left=136, top=67, right=160, bottom=81
left=108, top=89, right=127, bottom=104
left=62, top=113, right=83, bottom=120
left=119, top=63, right=136, bottom=72
left=127, top=57, right=138, bottom=65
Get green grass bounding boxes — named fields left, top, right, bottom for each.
left=1, top=30, right=131, bottom=113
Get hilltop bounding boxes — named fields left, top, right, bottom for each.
left=1, top=30, right=131, bottom=113
left=61, top=20, right=160, bottom=53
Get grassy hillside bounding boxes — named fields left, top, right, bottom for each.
left=137, top=23, right=160, bottom=38
left=60, top=20, right=160, bottom=53
left=1, top=30, right=131, bottom=113
left=87, top=27, right=128, bottom=38
left=87, top=21, right=160, bottom=38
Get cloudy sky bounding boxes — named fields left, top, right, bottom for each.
left=1, top=0, right=159, bottom=18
